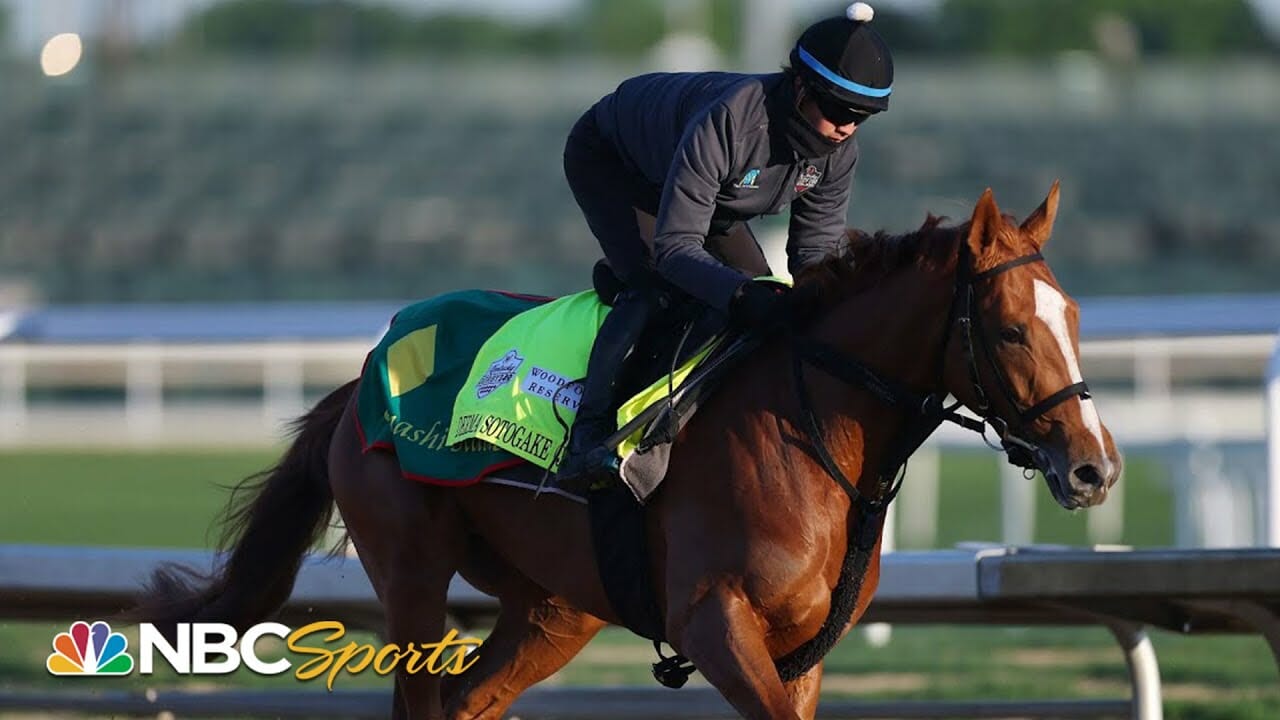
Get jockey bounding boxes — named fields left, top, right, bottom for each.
left=556, top=3, right=893, bottom=486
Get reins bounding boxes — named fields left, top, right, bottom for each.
left=748, top=238, right=1096, bottom=685
left=791, top=240, right=1091, bottom=527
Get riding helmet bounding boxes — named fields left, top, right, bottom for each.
left=789, top=2, right=894, bottom=114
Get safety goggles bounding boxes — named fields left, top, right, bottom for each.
left=811, top=92, right=872, bottom=127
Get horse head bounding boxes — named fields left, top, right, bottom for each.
left=947, top=182, right=1121, bottom=509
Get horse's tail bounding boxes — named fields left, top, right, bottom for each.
left=126, top=379, right=357, bottom=635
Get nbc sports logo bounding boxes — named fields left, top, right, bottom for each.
left=42, top=619, right=479, bottom=685
left=46, top=620, right=134, bottom=676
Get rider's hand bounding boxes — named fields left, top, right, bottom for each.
left=728, top=280, right=793, bottom=330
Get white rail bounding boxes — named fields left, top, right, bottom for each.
left=0, top=334, right=1271, bottom=448
left=1, top=333, right=1274, bottom=547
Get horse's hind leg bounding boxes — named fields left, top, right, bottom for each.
left=444, top=544, right=605, bottom=719
left=328, top=398, right=462, bottom=719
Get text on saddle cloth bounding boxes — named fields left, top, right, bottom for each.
left=448, top=289, right=608, bottom=467
left=446, top=289, right=732, bottom=473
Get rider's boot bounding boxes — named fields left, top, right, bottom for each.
left=555, top=290, right=652, bottom=490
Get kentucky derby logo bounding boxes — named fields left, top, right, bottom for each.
left=795, top=165, right=822, bottom=193
left=476, top=350, right=524, bottom=399
left=734, top=168, right=761, bottom=189
left=47, top=621, right=134, bottom=676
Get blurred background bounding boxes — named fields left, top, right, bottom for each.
left=0, top=0, right=1278, bottom=304
left=1, top=0, right=1279, bottom=715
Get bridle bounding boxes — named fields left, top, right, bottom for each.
left=955, top=244, right=1091, bottom=472
left=791, top=238, right=1091, bottom=546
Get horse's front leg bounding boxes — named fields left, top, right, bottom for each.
left=784, top=659, right=824, bottom=719
left=668, top=585, right=803, bottom=720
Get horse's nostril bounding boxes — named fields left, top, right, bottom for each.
left=1073, top=464, right=1104, bottom=488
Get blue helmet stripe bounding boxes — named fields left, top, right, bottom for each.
left=797, top=46, right=892, bottom=98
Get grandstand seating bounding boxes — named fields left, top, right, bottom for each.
left=2, top=62, right=1276, bottom=302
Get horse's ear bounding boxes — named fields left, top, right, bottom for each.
left=1020, top=180, right=1061, bottom=248
left=966, top=188, right=1001, bottom=254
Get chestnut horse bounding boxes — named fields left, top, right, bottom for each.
left=133, top=184, right=1121, bottom=719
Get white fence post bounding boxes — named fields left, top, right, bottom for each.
left=1088, top=461, right=1125, bottom=545
left=0, top=347, right=27, bottom=443
left=1001, top=461, right=1036, bottom=546
left=263, top=348, right=306, bottom=430
left=1266, top=333, right=1280, bottom=547
left=899, top=446, right=940, bottom=549
left=125, top=344, right=164, bottom=441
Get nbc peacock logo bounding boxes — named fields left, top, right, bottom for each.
left=46, top=620, right=135, bottom=676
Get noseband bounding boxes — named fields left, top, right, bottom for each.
left=792, top=240, right=1091, bottom=534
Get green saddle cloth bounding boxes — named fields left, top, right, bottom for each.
left=356, top=289, right=550, bottom=484
left=359, top=286, right=738, bottom=486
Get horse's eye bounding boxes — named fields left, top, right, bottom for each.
left=999, top=325, right=1026, bottom=344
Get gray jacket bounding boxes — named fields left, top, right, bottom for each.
left=592, top=71, right=858, bottom=311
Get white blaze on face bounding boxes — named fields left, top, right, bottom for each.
left=1033, top=279, right=1112, bottom=475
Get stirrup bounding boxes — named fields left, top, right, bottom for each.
left=651, top=641, right=696, bottom=689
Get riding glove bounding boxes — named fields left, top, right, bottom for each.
left=728, top=280, right=793, bottom=330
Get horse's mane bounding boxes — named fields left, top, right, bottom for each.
left=792, top=215, right=962, bottom=314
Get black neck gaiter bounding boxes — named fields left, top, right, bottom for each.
left=768, top=76, right=842, bottom=160
left=785, top=107, right=841, bottom=159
